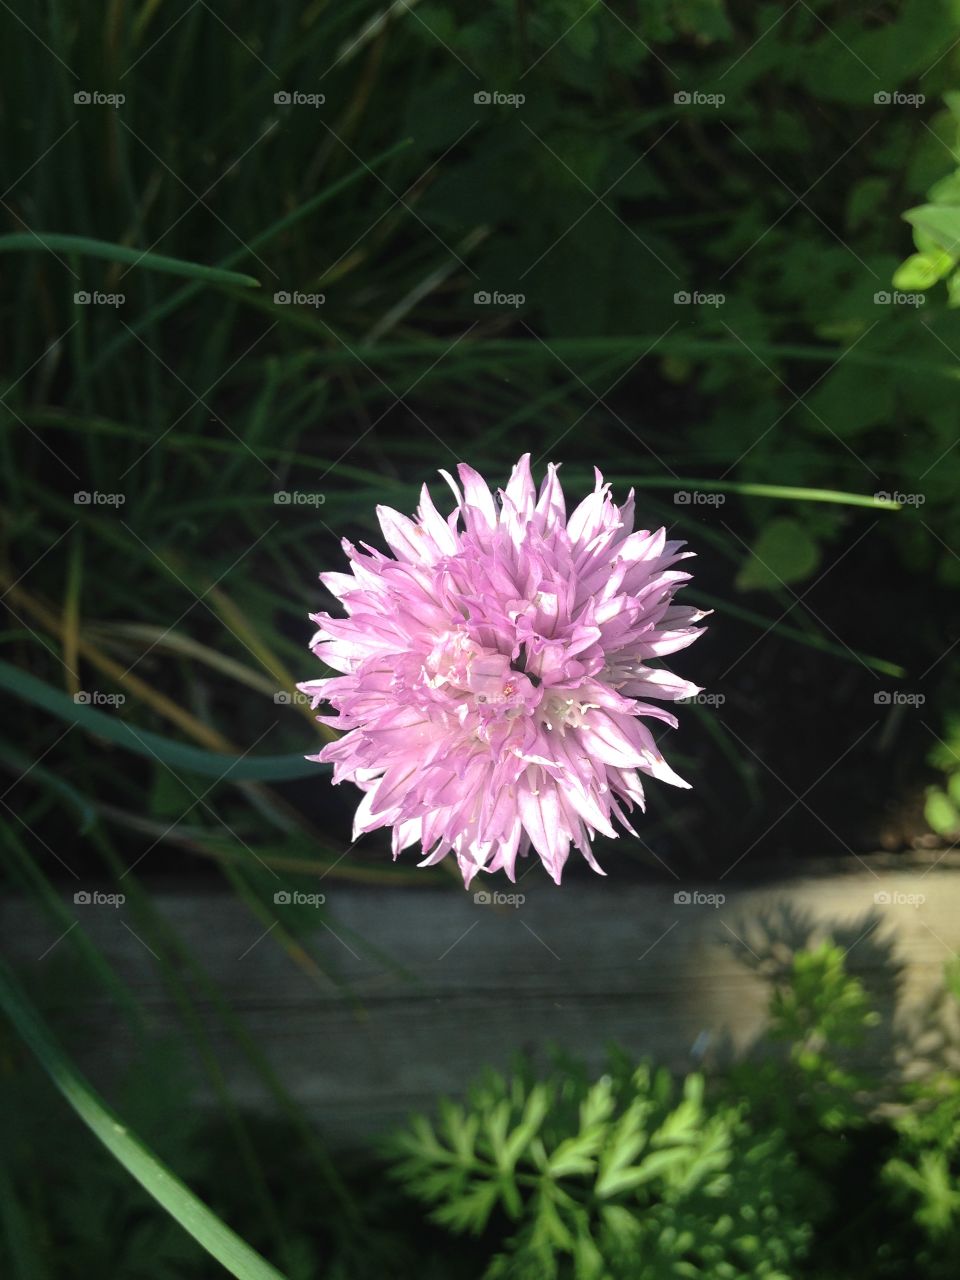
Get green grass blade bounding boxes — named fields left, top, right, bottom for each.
left=694, top=592, right=907, bottom=677
left=0, top=233, right=260, bottom=287
left=600, top=475, right=901, bottom=511
left=0, top=663, right=322, bottom=781
left=0, top=956, right=289, bottom=1280
left=90, top=830, right=364, bottom=1232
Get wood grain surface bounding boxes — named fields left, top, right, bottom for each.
left=5, top=856, right=959, bottom=1146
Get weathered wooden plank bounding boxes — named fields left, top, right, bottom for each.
left=4, top=859, right=958, bottom=1146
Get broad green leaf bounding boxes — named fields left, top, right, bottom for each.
left=904, top=204, right=960, bottom=256
left=805, top=361, right=895, bottom=437
left=927, top=169, right=960, bottom=207
left=736, top=519, right=821, bottom=592
left=924, top=787, right=960, bottom=836
left=892, top=251, right=954, bottom=291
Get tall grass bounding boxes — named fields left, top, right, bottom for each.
left=2, top=2, right=958, bottom=1273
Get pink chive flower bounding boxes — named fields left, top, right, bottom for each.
left=298, top=456, right=707, bottom=887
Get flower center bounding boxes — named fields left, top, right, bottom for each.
left=421, top=630, right=543, bottom=724
left=539, top=693, right=596, bottom=734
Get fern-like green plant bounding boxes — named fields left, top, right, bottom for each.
left=724, top=941, right=882, bottom=1164
left=385, top=1053, right=814, bottom=1279
left=883, top=961, right=960, bottom=1259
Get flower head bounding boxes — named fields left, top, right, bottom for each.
left=299, top=456, right=707, bottom=886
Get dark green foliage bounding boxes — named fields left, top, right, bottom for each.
left=3, top=3, right=960, bottom=1273
left=3, top=943, right=960, bottom=1277
left=727, top=943, right=883, bottom=1148
left=386, top=944, right=960, bottom=1278
left=882, top=961, right=960, bottom=1259
left=1, top=0, right=957, bottom=884
left=387, top=1060, right=813, bottom=1278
